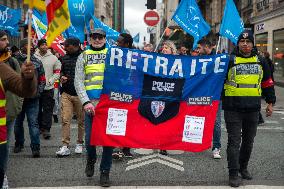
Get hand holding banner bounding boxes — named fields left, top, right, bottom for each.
left=91, top=47, right=230, bottom=152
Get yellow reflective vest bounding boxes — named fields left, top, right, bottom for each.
left=224, top=56, right=263, bottom=97
left=0, top=78, right=7, bottom=145
left=83, top=48, right=108, bottom=99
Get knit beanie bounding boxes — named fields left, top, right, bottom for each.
left=237, top=30, right=254, bottom=44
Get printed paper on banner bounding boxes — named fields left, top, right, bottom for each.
left=106, top=108, right=128, bottom=136
left=182, top=115, right=205, bottom=144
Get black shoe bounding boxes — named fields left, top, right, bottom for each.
left=122, top=148, right=133, bottom=158
left=14, top=144, right=24, bottom=153
left=100, top=170, right=110, bottom=187
left=240, top=169, right=253, bottom=180
left=43, top=131, right=51, bottom=140
left=53, top=115, right=58, bottom=123
left=159, top=150, right=168, bottom=156
left=258, top=119, right=264, bottom=125
left=85, top=157, right=96, bottom=177
left=229, top=175, right=242, bottom=187
left=32, top=150, right=40, bottom=158
left=112, top=150, right=124, bottom=160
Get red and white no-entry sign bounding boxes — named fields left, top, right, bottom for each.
left=144, top=10, right=160, bottom=26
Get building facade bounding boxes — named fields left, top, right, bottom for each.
left=94, top=0, right=113, bottom=27
left=250, top=0, right=284, bottom=76
left=112, top=0, right=124, bottom=32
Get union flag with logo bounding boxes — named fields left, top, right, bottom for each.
left=91, top=47, right=229, bottom=152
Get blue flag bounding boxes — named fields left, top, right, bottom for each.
left=31, top=9, right=47, bottom=39
left=64, top=25, right=86, bottom=42
left=172, top=0, right=210, bottom=49
left=219, top=0, right=244, bottom=45
left=0, top=5, right=21, bottom=36
left=133, top=33, right=140, bottom=43
left=91, top=14, right=120, bottom=41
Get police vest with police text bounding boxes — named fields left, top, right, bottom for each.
left=83, top=48, right=108, bottom=100
left=224, top=56, right=263, bottom=97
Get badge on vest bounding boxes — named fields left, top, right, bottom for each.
left=235, top=64, right=260, bottom=75
left=86, top=54, right=106, bottom=64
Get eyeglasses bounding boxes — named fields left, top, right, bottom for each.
left=91, top=35, right=104, bottom=40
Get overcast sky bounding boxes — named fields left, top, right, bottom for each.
left=124, top=0, right=149, bottom=47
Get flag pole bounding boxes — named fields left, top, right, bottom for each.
left=154, top=19, right=173, bottom=52
left=27, top=7, right=33, bottom=63
left=216, top=36, right=221, bottom=54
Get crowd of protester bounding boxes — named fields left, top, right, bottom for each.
left=0, top=28, right=276, bottom=188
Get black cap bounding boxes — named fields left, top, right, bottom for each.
left=61, top=37, right=80, bottom=46
left=0, top=30, right=7, bottom=38
left=37, top=39, right=47, bottom=47
left=237, top=30, right=254, bottom=44
left=90, top=28, right=106, bottom=36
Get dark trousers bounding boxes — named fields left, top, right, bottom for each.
left=224, top=111, right=258, bottom=176
left=85, top=112, right=113, bottom=172
left=39, top=89, right=55, bottom=132
left=0, top=144, right=7, bottom=187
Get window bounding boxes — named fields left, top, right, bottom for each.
left=273, top=29, right=284, bottom=77
left=255, top=32, right=268, bottom=53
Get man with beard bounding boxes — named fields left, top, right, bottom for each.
left=0, top=30, right=37, bottom=188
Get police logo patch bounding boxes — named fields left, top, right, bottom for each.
left=242, top=32, right=248, bottom=39
left=151, top=101, right=165, bottom=118
left=138, top=74, right=185, bottom=125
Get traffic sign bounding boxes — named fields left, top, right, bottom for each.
left=144, top=10, right=159, bottom=26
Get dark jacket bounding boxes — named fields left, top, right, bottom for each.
left=222, top=49, right=276, bottom=112
left=4, top=57, right=24, bottom=121
left=59, top=50, right=82, bottom=96
left=15, top=52, right=46, bottom=97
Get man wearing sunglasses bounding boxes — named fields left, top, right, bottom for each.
left=74, top=29, right=113, bottom=187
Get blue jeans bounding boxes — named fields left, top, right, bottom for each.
left=213, top=102, right=222, bottom=150
left=85, top=112, right=113, bottom=172
left=14, top=98, right=40, bottom=150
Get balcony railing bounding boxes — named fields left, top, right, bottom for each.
left=257, top=0, right=270, bottom=11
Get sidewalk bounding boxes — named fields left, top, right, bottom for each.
left=274, top=73, right=284, bottom=87
left=12, top=186, right=284, bottom=189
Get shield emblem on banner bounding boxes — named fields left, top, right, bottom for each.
left=138, top=74, right=185, bottom=125
left=151, top=101, right=165, bottom=118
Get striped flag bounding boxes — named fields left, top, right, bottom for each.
left=45, top=0, right=71, bottom=46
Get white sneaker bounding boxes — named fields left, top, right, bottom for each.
left=2, top=174, right=9, bottom=189
left=213, top=148, right=221, bottom=159
left=74, top=144, right=83, bottom=154
left=56, top=146, right=70, bottom=157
